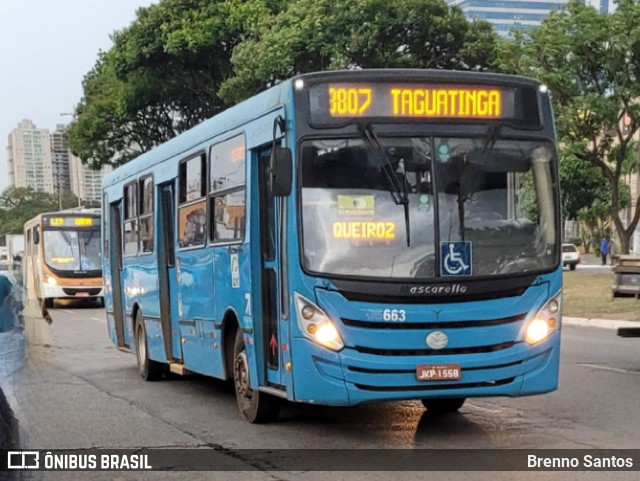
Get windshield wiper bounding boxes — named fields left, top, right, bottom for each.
left=358, top=123, right=411, bottom=246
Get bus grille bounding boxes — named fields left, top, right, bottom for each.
left=341, top=313, right=526, bottom=330
left=353, top=341, right=515, bottom=357
left=63, top=288, right=101, bottom=296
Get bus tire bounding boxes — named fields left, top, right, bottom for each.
left=44, top=298, right=54, bottom=309
left=135, top=311, right=164, bottom=381
left=233, top=330, right=281, bottom=423
left=421, top=398, right=466, bottom=414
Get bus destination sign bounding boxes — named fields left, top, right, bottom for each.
left=308, top=82, right=536, bottom=126
left=45, top=216, right=96, bottom=228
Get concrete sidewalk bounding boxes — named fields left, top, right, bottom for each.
left=563, top=316, right=639, bottom=330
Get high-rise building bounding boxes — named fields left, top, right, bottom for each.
left=585, top=0, right=616, bottom=13
left=6, top=119, right=54, bottom=193
left=69, top=153, right=112, bottom=203
left=449, top=0, right=617, bottom=37
left=6, top=120, right=110, bottom=205
left=448, top=0, right=567, bottom=37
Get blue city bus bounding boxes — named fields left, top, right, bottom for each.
left=102, top=69, right=561, bottom=423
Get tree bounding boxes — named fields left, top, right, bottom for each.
left=68, top=0, right=499, bottom=168
left=67, top=0, right=280, bottom=168
left=500, top=0, right=640, bottom=254
left=0, top=187, right=80, bottom=235
left=220, top=0, right=500, bottom=103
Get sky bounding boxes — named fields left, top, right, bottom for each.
left=0, top=0, right=156, bottom=192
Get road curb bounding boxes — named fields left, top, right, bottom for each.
left=563, top=316, right=639, bottom=330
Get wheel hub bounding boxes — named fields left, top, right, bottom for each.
left=234, top=351, right=251, bottom=400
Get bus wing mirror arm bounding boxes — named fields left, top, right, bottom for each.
left=270, top=115, right=292, bottom=197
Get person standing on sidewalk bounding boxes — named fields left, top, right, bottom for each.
left=0, top=274, right=13, bottom=332
left=600, top=237, right=609, bottom=266
left=0, top=273, right=26, bottom=410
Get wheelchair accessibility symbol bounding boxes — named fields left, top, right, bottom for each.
left=440, top=241, right=472, bottom=276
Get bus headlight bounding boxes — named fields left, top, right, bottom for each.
left=294, top=293, right=344, bottom=351
left=525, top=291, right=561, bottom=345
left=44, top=274, right=58, bottom=286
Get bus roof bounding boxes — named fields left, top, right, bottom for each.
left=102, top=69, right=543, bottom=188
left=102, top=78, right=294, bottom=189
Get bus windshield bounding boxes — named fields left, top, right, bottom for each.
left=43, top=229, right=102, bottom=273
left=300, top=136, right=557, bottom=279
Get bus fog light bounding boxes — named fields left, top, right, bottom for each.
left=526, top=319, right=550, bottom=344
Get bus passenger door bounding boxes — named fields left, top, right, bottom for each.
left=158, top=182, right=181, bottom=361
left=258, top=148, right=286, bottom=387
left=109, top=202, right=126, bottom=348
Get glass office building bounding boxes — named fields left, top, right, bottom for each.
left=449, top=0, right=616, bottom=37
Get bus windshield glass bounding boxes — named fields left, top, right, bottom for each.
left=300, top=136, right=557, bottom=279
left=43, top=229, right=102, bottom=273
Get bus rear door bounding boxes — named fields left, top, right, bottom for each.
left=109, top=201, right=127, bottom=348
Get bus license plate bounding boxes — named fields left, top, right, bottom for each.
left=76, top=292, right=90, bottom=297
left=416, top=364, right=461, bottom=381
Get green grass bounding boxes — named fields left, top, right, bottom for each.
left=563, top=271, right=640, bottom=321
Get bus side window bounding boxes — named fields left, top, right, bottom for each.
left=178, top=154, right=207, bottom=249
left=209, top=134, right=246, bottom=244
left=139, top=176, right=154, bottom=253
left=123, top=183, right=138, bottom=256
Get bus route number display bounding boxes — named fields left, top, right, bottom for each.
left=46, top=216, right=95, bottom=228
left=308, top=81, right=534, bottom=125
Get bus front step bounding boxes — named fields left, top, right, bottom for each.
left=168, top=362, right=188, bottom=375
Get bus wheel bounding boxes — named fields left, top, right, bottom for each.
left=421, top=398, right=466, bottom=414
left=233, top=330, right=281, bottom=423
left=135, top=312, right=164, bottom=381
left=44, top=298, right=54, bottom=309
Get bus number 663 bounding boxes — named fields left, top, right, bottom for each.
left=383, top=309, right=406, bottom=322
left=329, top=87, right=372, bottom=116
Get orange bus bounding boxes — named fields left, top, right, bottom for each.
left=23, top=210, right=103, bottom=308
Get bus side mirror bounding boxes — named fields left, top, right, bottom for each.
left=271, top=147, right=292, bottom=197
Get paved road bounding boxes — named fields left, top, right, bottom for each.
left=9, top=301, right=640, bottom=480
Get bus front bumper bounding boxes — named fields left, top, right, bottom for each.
left=289, top=331, right=560, bottom=406
left=43, top=285, right=104, bottom=300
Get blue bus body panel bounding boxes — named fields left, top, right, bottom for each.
left=102, top=78, right=292, bottom=382
left=284, top=253, right=562, bottom=405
